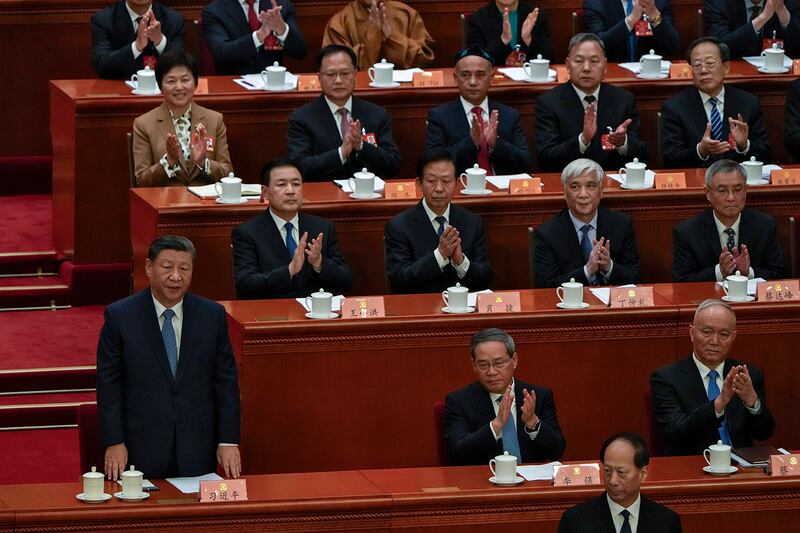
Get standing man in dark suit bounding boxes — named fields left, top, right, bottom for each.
left=91, top=0, right=185, bottom=79
left=385, top=149, right=493, bottom=294
left=232, top=159, right=352, bottom=299
left=673, top=159, right=785, bottom=282
left=466, top=1, right=553, bottom=66
left=558, top=432, right=682, bottom=532
left=97, top=235, right=241, bottom=480
left=534, top=158, right=641, bottom=288
left=444, top=328, right=566, bottom=466
left=584, top=0, right=680, bottom=63
left=287, top=45, right=401, bottom=182
left=426, top=47, right=531, bottom=175
left=704, top=0, right=800, bottom=59
left=661, top=37, right=771, bottom=169
left=650, top=299, right=775, bottom=456
left=535, top=33, right=648, bottom=172
left=202, top=0, right=307, bottom=75
left=785, top=78, right=800, bottom=162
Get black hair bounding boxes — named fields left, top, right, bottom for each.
left=147, top=235, right=196, bottom=261
left=155, top=50, right=199, bottom=89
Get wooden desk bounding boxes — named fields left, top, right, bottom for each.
left=223, top=282, right=799, bottom=474
left=130, top=171, right=796, bottom=300
left=0, top=458, right=798, bottom=532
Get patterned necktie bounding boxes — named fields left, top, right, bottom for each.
left=174, top=114, right=191, bottom=160
left=338, top=108, right=349, bottom=140
left=284, top=222, right=297, bottom=257
left=496, top=396, right=522, bottom=464
left=724, top=227, right=736, bottom=253
left=161, top=309, right=178, bottom=378
left=625, top=0, right=637, bottom=62
left=709, top=97, right=724, bottom=141
left=471, top=107, right=492, bottom=175
left=751, top=0, right=762, bottom=21
left=584, top=94, right=596, bottom=109
left=435, top=216, right=447, bottom=237
left=707, top=370, right=732, bottom=445
left=580, top=224, right=593, bottom=262
left=246, top=0, right=260, bottom=31
left=620, top=509, right=632, bottom=533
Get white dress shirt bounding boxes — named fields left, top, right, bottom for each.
left=324, top=95, right=353, bottom=164
left=711, top=211, right=755, bottom=280
left=269, top=208, right=299, bottom=248
left=126, top=3, right=168, bottom=58
left=568, top=210, right=614, bottom=282
left=152, top=295, right=183, bottom=359
left=607, top=493, right=641, bottom=533
left=421, top=198, right=471, bottom=276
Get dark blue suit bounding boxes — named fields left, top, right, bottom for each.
left=705, top=0, right=800, bottom=59
left=426, top=100, right=531, bottom=175
left=96, top=289, right=240, bottom=479
left=201, top=0, right=307, bottom=75
left=232, top=210, right=352, bottom=299
left=583, top=0, right=680, bottom=63
left=559, top=494, right=682, bottom=533
left=385, top=201, right=493, bottom=294
left=287, top=95, right=402, bottom=182
left=91, top=0, right=185, bottom=79
left=444, top=379, right=566, bottom=466
left=467, top=1, right=553, bottom=66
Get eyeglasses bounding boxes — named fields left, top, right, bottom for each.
left=319, top=70, right=355, bottom=81
left=708, top=185, right=746, bottom=196
left=474, top=357, right=512, bottom=372
left=690, top=59, right=721, bottom=71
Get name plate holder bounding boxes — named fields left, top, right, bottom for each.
left=794, top=59, right=800, bottom=75
left=556, top=66, right=569, bottom=83
left=609, top=286, right=654, bottom=308
left=770, top=168, right=800, bottom=185
left=412, top=71, right=444, bottom=87
left=769, top=454, right=800, bottom=476
left=669, top=62, right=692, bottom=79
left=297, top=75, right=321, bottom=92
left=341, top=297, right=386, bottom=319
left=199, top=479, right=248, bottom=503
left=756, top=280, right=800, bottom=302
left=384, top=181, right=418, bottom=200
left=509, top=177, right=542, bottom=195
left=552, top=463, right=601, bottom=486
left=477, top=292, right=521, bottom=313
left=654, top=172, right=687, bottom=189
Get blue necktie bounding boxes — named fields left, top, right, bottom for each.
left=626, top=0, right=637, bottom=62
left=620, top=509, right=632, bottom=533
left=724, top=227, right=736, bottom=254
left=497, top=397, right=522, bottom=463
left=580, top=224, right=592, bottom=263
left=161, top=308, right=178, bottom=378
left=709, top=97, right=724, bottom=141
left=435, top=216, right=447, bottom=237
left=707, top=370, right=731, bottom=445
left=284, top=222, right=297, bottom=257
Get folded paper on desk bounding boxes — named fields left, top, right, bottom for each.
left=517, top=461, right=562, bottom=481
left=393, top=68, right=423, bottom=83
left=166, top=473, right=223, bottom=494
left=188, top=183, right=262, bottom=199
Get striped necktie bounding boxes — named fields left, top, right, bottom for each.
left=626, top=0, right=637, bottom=62
left=709, top=97, right=724, bottom=141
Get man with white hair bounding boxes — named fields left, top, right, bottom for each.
left=533, top=158, right=641, bottom=288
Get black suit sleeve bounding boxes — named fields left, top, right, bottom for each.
left=650, top=2, right=681, bottom=56
left=615, top=93, right=649, bottom=163
left=231, top=223, right=295, bottom=298
left=660, top=98, right=703, bottom=169
left=91, top=12, right=137, bottom=79
left=213, top=304, right=240, bottom=444
left=425, top=108, right=479, bottom=173
left=286, top=111, right=345, bottom=181
left=534, top=95, right=583, bottom=172
left=490, top=110, right=532, bottom=173
left=316, top=221, right=353, bottom=293
left=384, top=218, right=443, bottom=293
left=524, top=10, right=553, bottom=61
left=672, top=224, right=717, bottom=282
left=704, top=0, right=761, bottom=59
left=584, top=0, right=631, bottom=54
left=524, top=387, right=566, bottom=460
left=96, top=305, right=126, bottom=446
left=353, top=109, right=402, bottom=177
left=458, top=216, right=493, bottom=290
left=277, top=0, right=308, bottom=59
left=751, top=215, right=786, bottom=280
left=201, top=6, right=257, bottom=69
left=533, top=225, right=589, bottom=288
left=443, top=393, right=499, bottom=466
left=740, top=97, right=771, bottom=164
left=785, top=81, right=800, bottom=162
left=743, top=366, right=776, bottom=442
left=606, top=215, right=642, bottom=285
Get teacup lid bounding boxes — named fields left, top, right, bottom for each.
left=770, top=43, right=782, bottom=51
left=467, top=163, right=486, bottom=174
left=313, top=288, right=332, bottom=296
left=122, top=465, right=142, bottom=477
left=642, top=49, right=660, bottom=59
left=742, top=156, right=761, bottom=165
left=448, top=282, right=468, bottom=292
left=83, top=466, right=104, bottom=479
left=266, top=61, right=285, bottom=72
left=375, top=58, right=394, bottom=68
left=532, top=54, right=548, bottom=64
left=563, top=277, right=583, bottom=287
left=627, top=157, right=646, bottom=169
left=496, top=451, right=516, bottom=461
left=354, top=167, right=375, bottom=179
left=138, top=65, right=155, bottom=76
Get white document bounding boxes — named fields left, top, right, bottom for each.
left=743, top=55, right=793, bottom=69
left=116, top=478, right=158, bottom=490
left=717, top=278, right=765, bottom=296
left=166, top=473, right=223, bottom=494
left=468, top=289, right=493, bottom=307
left=589, top=284, right=636, bottom=306
left=296, top=295, right=345, bottom=312
left=618, top=60, right=671, bottom=75
left=334, top=177, right=386, bottom=193
left=517, top=461, right=562, bottom=481
left=234, top=73, right=299, bottom=91
left=393, top=68, right=423, bottom=82
left=486, top=174, right=537, bottom=190
left=761, top=164, right=783, bottom=182
left=497, top=67, right=556, bottom=82
left=188, top=183, right=262, bottom=199
left=606, top=170, right=656, bottom=189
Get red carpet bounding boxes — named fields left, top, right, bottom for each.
left=0, top=195, right=52, bottom=252
left=0, top=428, right=80, bottom=484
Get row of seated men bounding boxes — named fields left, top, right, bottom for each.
left=92, top=0, right=800, bottom=78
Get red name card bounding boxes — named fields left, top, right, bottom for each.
left=199, top=479, right=248, bottom=503
left=556, top=66, right=569, bottom=83
left=771, top=168, right=800, bottom=185
left=341, top=297, right=386, bottom=319
left=477, top=292, right=521, bottom=313
left=769, top=454, right=800, bottom=476
left=552, top=463, right=601, bottom=487
left=756, top=280, right=800, bottom=302
left=654, top=172, right=687, bottom=189
left=196, top=78, right=209, bottom=95
left=609, top=286, right=654, bottom=308
left=669, top=62, right=692, bottom=79
left=297, top=75, right=321, bottom=92
left=384, top=181, right=418, bottom=200
left=509, top=177, right=542, bottom=195
left=412, top=71, right=444, bottom=87
left=794, top=59, right=800, bottom=75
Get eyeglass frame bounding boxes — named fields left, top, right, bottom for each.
left=473, top=355, right=515, bottom=372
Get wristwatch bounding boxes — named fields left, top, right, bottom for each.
left=651, top=12, right=663, bottom=27
left=526, top=419, right=542, bottom=433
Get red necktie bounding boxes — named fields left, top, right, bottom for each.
left=246, top=0, right=259, bottom=32
left=471, top=107, right=492, bottom=175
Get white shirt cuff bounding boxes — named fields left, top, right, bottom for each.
left=615, top=135, right=629, bottom=155
left=131, top=42, right=142, bottom=59
left=276, top=24, right=290, bottom=42
left=578, top=133, right=588, bottom=154
left=452, top=255, right=470, bottom=278
left=218, top=443, right=238, bottom=447
left=697, top=143, right=710, bottom=161
left=583, top=265, right=596, bottom=284
left=338, top=146, right=347, bottom=164
left=715, top=263, right=724, bottom=282
left=745, top=398, right=762, bottom=414
left=490, top=422, right=502, bottom=440
left=735, top=139, right=751, bottom=155
left=154, top=36, right=167, bottom=55
left=252, top=31, right=263, bottom=48
left=434, top=248, right=449, bottom=269
left=600, top=259, right=614, bottom=280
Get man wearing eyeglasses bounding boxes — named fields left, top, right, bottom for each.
left=287, top=44, right=402, bottom=181
left=673, top=159, right=786, bottom=282
left=443, top=328, right=566, bottom=466
left=660, top=37, right=771, bottom=169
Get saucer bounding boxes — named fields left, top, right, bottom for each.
left=522, top=76, right=556, bottom=83
left=369, top=81, right=401, bottom=88
left=620, top=183, right=650, bottom=190
left=556, top=302, right=590, bottom=309
left=76, top=492, right=112, bottom=503
left=703, top=465, right=738, bottom=476
left=264, top=82, right=295, bottom=91
left=114, top=491, right=150, bottom=501
left=349, top=192, right=381, bottom=200
left=758, top=66, right=789, bottom=74
left=636, top=72, right=668, bottom=79
left=305, top=312, right=339, bottom=320
left=721, top=295, right=755, bottom=303
left=131, top=88, right=161, bottom=96
left=461, top=189, right=492, bottom=196
left=489, top=475, right=524, bottom=486
left=215, top=197, right=249, bottom=204
left=442, top=306, right=476, bottom=314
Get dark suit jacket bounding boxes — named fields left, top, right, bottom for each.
left=584, top=0, right=680, bottom=63
left=444, top=379, right=566, bottom=466
left=466, top=2, right=553, bottom=66
left=704, top=0, right=800, bottom=59
left=287, top=95, right=402, bottom=182
left=96, top=289, right=240, bottom=478
left=534, top=207, right=641, bottom=288
left=558, top=494, right=682, bottom=533
left=201, top=0, right=307, bottom=75
left=535, top=82, right=648, bottom=172
left=385, top=201, right=493, bottom=293
left=232, top=210, right=352, bottom=299
left=672, top=207, right=786, bottom=282
left=785, top=79, right=800, bottom=163
left=661, top=85, right=771, bottom=168
left=426, top=99, right=531, bottom=175
left=91, top=0, right=185, bottom=79
left=650, top=355, right=775, bottom=456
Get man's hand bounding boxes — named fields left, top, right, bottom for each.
left=581, top=102, right=597, bottom=146
left=585, top=237, right=607, bottom=275
left=104, top=443, right=128, bottom=480
left=217, top=446, right=241, bottom=478
left=594, top=237, right=612, bottom=273
left=732, top=364, right=759, bottom=407
left=288, top=231, right=308, bottom=277
left=520, top=388, right=539, bottom=430
left=501, top=8, right=513, bottom=45
left=732, top=244, right=751, bottom=275
left=491, top=385, right=514, bottom=435
left=378, top=1, right=394, bottom=40
left=257, top=0, right=287, bottom=40
left=698, top=123, right=732, bottom=158
left=144, top=10, right=164, bottom=46
left=754, top=0, right=778, bottom=31
left=451, top=235, right=465, bottom=266
left=470, top=113, right=484, bottom=147
left=347, top=119, right=364, bottom=153
left=606, top=119, right=631, bottom=148
left=483, top=110, right=500, bottom=149
left=718, top=250, right=737, bottom=278
left=729, top=114, right=750, bottom=151
left=438, top=225, right=460, bottom=260
left=305, top=232, right=324, bottom=271
left=640, top=0, right=660, bottom=21
left=191, top=123, right=208, bottom=167
left=521, top=8, right=539, bottom=47
left=714, top=366, right=738, bottom=412
left=774, top=0, right=791, bottom=26
left=134, top=14, right=149, bottom=52
left=165, top=133, right=182, bottom=166
left=625, top=0, right=644, bottom=28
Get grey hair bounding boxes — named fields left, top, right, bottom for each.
left=704, top=159, right=746, bottom=187
left=568, top=33, right=606, bottom=56
left=147, top=235, right=196, bottom=261
left=470, top=328, right=516, bottom=359
left=693, top=298, right=736, bottom=326
left=561, top=158, right=605, bottom=187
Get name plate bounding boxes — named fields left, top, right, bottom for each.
left=770, top=168, right=800, bottom=185
left=556, top=66, right=569, bottom=83
left=297, top=75, right=321, bottom=92
left=756, top=280, right=800, bottom=302
left=769, top=454, right=800, bottom=476
left=669, top=62, right=692, bottom=79
left=794, top=59, right=800, bottom=75
left=509, top=177, right=542, bottom=194
left=412, top=71, right=444, bottom=87
left=196, top=78, right=209, bottom=95
left=477, top=292, right=521, bottom=313
left=199, top=479, right=248, bottom=503
left=654, top=172, right=687, bottom=189
left=552, top=463, right=601, bottom=487
left=384, top=181, right=417, bottom=199
left=341, top=297, right=386, bottom=319
left=609, top=286, right=654, bottom=308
